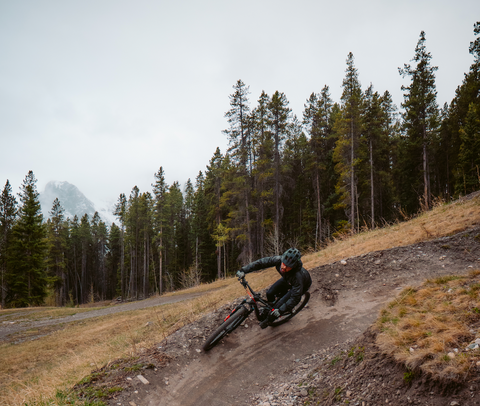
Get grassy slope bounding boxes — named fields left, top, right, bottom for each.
left=1, top=193, right=479, bottom=406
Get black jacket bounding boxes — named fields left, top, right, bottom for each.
left=240, top=256, right=312, bottom=311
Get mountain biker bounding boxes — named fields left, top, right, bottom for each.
left=236, top=248, right=312, bottom=329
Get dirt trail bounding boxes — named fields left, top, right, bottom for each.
left=106, top=227, right=480, bottom=406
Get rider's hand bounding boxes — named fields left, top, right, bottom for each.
left=236, top=270, right=245, bottom=279
left=271, top=308, right=280, bottom=319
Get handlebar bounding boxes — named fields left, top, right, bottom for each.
left=238, top=276, right=261, bottom=300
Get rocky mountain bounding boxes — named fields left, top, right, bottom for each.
left=39, top=181, right=116, bottom=225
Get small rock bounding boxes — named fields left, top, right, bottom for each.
left=137, top=374, right=149, bottom=385
left=447, top=352, right=456, bottom=359
left=340, top=260, right=347, bottom=265
left=300, top=389, right=308, bottom=397
left=450, top=401, right=460, bottom=406
left=196, top=349, right=201, bottom=353
left=409, top=347, right=415, bottom=354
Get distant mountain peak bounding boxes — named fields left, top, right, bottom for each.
left=39, top=181, right=115, bottom=225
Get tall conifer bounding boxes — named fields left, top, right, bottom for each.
left=0, top=180, right=17, bottom=308
left=399, top=31, right=439, bottom=211
left=7, top=171, right=48, bottom=307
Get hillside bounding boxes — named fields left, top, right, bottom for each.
left=77, top=196, right=480, bottom=406
left=1, top=192, right=479, bottom=406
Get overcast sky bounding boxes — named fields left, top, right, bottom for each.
left=1, top=0, right=479, bottom=211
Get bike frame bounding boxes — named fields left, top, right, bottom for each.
left=222, top=278, right=275, bottom=323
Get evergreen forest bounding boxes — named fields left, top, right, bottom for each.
left=1, top=26, right=480, bottom=308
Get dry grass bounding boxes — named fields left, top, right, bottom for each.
left=304, top=191, right=480, bottom=268
left=0, top=269, right=278, bottom=406
left=376, top=271, right=480, bottom=382
left=1, top=192, right=479, bottom=405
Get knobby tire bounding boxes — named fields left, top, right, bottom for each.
left=202, top=306, right=248, bottom=351
left=270, top=291, right=310, bottom=327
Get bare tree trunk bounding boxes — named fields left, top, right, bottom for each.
left=120, top=228, right=125, bottom=300
left=81, top=242, right=87, bottom=303
left=350, top=120, right=355, bottom=232
left=159, top=230, right=163, bottom=295
left=245, top=190, right=253, bottom=263
left=143, top=231, right=147, bottom=298
left=217, top=244, right=221, bottom=279
left=315, top=170, right=322, bottom=246
left=422, top=123, right=430, bottom=209
left=370, top=137, right=375, bottom=229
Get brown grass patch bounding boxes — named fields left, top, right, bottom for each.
left=304, top=192, right=480, bottom=267
left=376, top=271, right=480, bottom=382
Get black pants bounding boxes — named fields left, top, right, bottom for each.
left=267, top=277, right=311, bottom=312
left=266, top=278, right=292, bottom=310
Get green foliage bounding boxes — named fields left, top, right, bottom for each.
left=6, top=171, right=49, bottom=307
left=403, top=369, right=415, bottom=384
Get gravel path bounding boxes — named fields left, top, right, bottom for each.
left=0, top=290, right=212, bottom=343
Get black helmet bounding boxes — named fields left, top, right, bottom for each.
left=281, top=248, right=301, bottom=268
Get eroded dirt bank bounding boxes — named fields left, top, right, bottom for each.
left=105, top=227, right=480, bottom=406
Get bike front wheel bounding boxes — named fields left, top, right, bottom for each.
left=203, top=306, right=249, bottom=351
left=270, top=291, right=310, bottom=327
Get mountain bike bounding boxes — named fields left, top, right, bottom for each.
left=202, top=276, right=310, bottom=351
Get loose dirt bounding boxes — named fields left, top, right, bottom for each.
left=86, top=226, right=480, bottom=406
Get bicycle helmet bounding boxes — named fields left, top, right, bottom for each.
left=281, top=248, right=301, bottom=268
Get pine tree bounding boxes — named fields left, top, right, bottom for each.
left=191, top=171, right=212, bottom=282
left=455, top=103, right=480, bottom=195
left=114, top=193, right=127, bottom=299
left=362, top=85, right=384, bottom=228
left=399, top=31, right=439, bottom=211
left=224, top=80, right=254, bottom=264
left=204, top=148, right=225, bottom=279
left=0, top=180, right=17, bottom=308
left=334, top=52, right=363, bottom=233
left=67, top=215, right=82, bottom=304
left=268, top=90, right=291, bottom=253
left=164, top=182, right=184, bottom=290
left=446, top=22, right=480, bottom=198
left=282, top=115, right=313, bottom=248
left=46, top=198, right=68, bottom=306
left=7, top=171, right=48, bottom=307
left=138, top=193, right=152, bottom=298
left=106, top=222, right=121, bottom=298
left=152, top=167, right=168, bottom=294
left=79, top=213, right=92, bottom=303
left=303, top=85, right=333, bottom=245
left=91, top=212, right=108, bottom=300
left=251, top=90, right=274, bottom=257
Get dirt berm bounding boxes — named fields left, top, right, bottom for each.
left=100, top=227, right=480, bottom=406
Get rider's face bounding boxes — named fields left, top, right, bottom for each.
left=281, top=262, right=293, bottom=273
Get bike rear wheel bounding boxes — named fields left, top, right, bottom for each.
left=270, top=291, right=310, bottom=327
left=203, top=306, right=249, bottom=351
